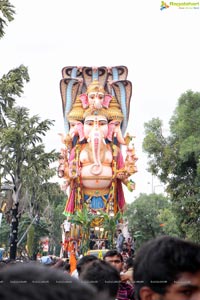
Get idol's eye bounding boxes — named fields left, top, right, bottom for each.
left=88, top=93, right=95, bottom=99
left=85, top=121, right=94, bottom=126
left=99, top=121, right=108, bottom=126
left=98, top=94, right=104, bottom=100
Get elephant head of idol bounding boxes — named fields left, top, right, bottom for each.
left=67, top=80, right=125, bottom=175
left=79, top=80, right=112, bottom=110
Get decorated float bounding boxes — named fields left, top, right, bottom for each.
left=58, top=66, right=137, bottom=256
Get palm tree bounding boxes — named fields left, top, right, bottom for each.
left=0, top=65, right=29, bottom=127
left=0, top=0, right=15, bottom=39
left=0, top=106, right=57, bottom=259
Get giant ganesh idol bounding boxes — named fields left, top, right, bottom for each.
left=58, top=66, right=137, bottom=239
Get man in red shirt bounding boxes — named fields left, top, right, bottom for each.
left=104, top=249, right=135, bottom=300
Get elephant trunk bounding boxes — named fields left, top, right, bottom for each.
left=90, top=131, right=103, bottom=175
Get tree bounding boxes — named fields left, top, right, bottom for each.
left=143, top=90, right=200, bottom=242
left=124, top=193, right=180, bottom=249
left=0, top=0, right=15, bottom=38
left=0, top=2, right=30, bottom=183
left=26, top=219, right=50, bottom=260
left=0, top=217, right=10, bottom=253
left=37, top=182, right=66, bottom=256
left=0, top=66, right=30, bottom=126
left=8, top=179, right=66, bottom=260
left=0, top=2, right=62, bottom=259
left=0, top=106, right=57, bottom=259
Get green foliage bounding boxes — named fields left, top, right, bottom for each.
left=0, top=104, right=58, bottom=259
left=0, top=66, right=29, bottom=126
left=0, top=216, right=10, bottom=252
left=45, top=185, right=66, bottom=254
left=157, top=207, right=180, bottom=237
left=0, top=0, right=15, bottom=38
left=0, top=9, right=62, bottom=259
left=71, top=204, right=97, bottom=254
left=99, top=211, right=122, bottom=249
left=31, top=220, right=50, bottom=257
left=0, top=106, right=57, bottom=184
left=21, top=217, right=50, bottom=259
left=143, top=117, right=172, bottom=180
left=124, top=193, right=180, bottom=249
left=18, top=184, right=66, bottom=258
left=71, top=204, right=96, bottom=229
left=143, top=90, right=200, bottom=242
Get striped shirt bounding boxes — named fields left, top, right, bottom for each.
left=117, top=281, right=135, bottom=300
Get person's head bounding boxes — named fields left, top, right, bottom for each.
left=76, top=254, right=98, bottom=277
left=63, top=261, right=71, bottom=273
left=134, top=235, right=200, bottom=300
left=103, top=249, right=123, bottom=273
left=124, top=257, right=134, bottom=271
left=80, top=259, right=120, bottom=299
left=0, top=262, right=107, bottom=300
left=50, top=258, right=65, bottom=269
left=122, top=246, right=128, bottom=253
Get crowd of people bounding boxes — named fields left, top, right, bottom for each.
left=0, top=235, right=200, bottom=300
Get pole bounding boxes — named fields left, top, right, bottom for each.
left=17, top=205, right=49, bottom=247
left=17, top=215, right=38, bottom=247
left=152, top=175, right=154, bottom=193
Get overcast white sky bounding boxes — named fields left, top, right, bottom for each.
left=1, top=0, right=200, bottom=201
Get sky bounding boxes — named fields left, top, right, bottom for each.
left=1, top=0, right=200, bottom=202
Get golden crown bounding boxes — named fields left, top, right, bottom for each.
left=67, top=80, right=124, bottom=122
left=86, top=80, right=105, bottom=94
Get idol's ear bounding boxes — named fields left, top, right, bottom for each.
left=107, top=121, right=115, bottom=141
left=102, top=94, right=112, bottom=108
left=69, top=121, right=84, bottom=142
left=79, top=94, right=89, bottom=108
left=76, top=122, right=85, bottom=142
left=115, top=126, right=126, bottom=145
left=107, top=120, right=126, bottom=145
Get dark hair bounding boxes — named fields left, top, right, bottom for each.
left=134, top=236, right=200, bottom=299
left=76, top=255, right=98, bottom=276
left=125, top=257, right=135, bottom=269
left=0, top=262, right=98, bottom=300
left=80, top=260, right=120, bottom=298
left=63, top=261, right=71, bottom=273
left=50, top=258, right=65, bottom=269
left=103, top=249, right=123, bottom=262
